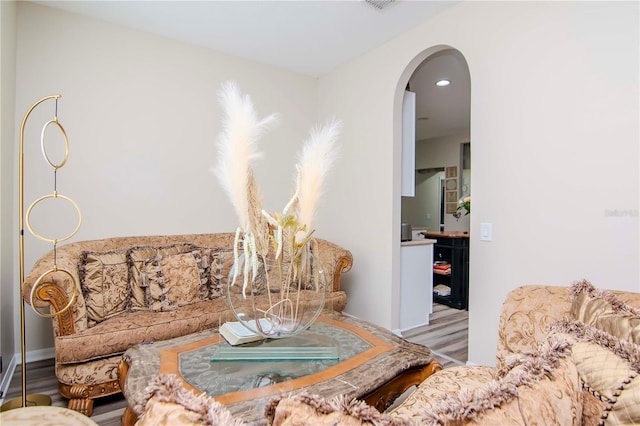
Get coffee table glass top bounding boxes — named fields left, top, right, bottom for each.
left=178, top=321, right=372, bottom=397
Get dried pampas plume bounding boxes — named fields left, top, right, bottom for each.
left=212, top=81, right=278, bottom=235
left=212, top=81, right=341, bottom=298
left=293, top=119, right=341, bottom=242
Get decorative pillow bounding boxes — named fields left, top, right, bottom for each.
left=79, top=250, right=129, bottom=327
left=551, top=319, right=640, bottom=425
left=193, top=247, right=219, bottom=299
left=141, top=251, right=208, bottom=311
left=570, top=279, right=640, bottom=344
left=209, top=248, right=235, bottom=298
left=127, top=243, right=195, bottom=310
left=134, top=374, right=245, bottom=426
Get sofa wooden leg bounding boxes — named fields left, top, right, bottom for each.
left=121, top=406, right=138, bottom=426
left=65, top=384, right=93, bottom=416
left=67, top=397, right=94, bottom=417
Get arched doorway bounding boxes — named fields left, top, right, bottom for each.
left=395, top=46, right=471, bottom=365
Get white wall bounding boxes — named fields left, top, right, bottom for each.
left=401, top=171, right=442, bottom=231
left=415, top=133, right=468, bottom=171
left=403, top=133, right=471, bottom=232
left=0, top=0, right=17, bottom=385
left=6, top=1, right=639, bottom=369
left=319, top=1, right=639, bottom=366
left=11, top=2, right=319, bottom=353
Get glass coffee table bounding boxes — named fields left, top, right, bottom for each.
left=120, top=313, right=440, bottom=425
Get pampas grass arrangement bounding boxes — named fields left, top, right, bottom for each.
left=213, top=81, right=277, bottom=233
left=293, top=121, right=340, bottom=243
left=212, top=81, right=340, bottom=336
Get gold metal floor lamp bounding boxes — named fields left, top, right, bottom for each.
left=1, top=94, right=81, bottom=412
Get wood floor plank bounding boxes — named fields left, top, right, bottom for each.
left=402, top=303, right=469, bottom=368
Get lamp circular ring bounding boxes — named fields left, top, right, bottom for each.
left=25, top=193, right=82, bottom=243
left=40, top=119, right=69, bottom=170
left=29, top=267, right=77, bottom=318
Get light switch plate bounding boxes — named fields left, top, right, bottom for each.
left=480, top=223, right=493, bottom=241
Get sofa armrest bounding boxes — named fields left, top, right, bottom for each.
left=495, top=285, right=572, bottom=370
left=313, top=238, right=353, bottom=292
left=388, top=365, right=497, bottom=419
left=23, top=246, right=87, bottom=336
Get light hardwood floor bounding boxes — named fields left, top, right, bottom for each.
left=2, top=303, right=468, bottom=425
left=402, top=302, right=469, bottom=368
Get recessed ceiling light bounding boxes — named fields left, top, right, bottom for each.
left=435, top=79, right=451, bottom=87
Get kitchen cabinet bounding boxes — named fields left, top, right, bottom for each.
left=424, top=232, right=469, bottom=310
left=401, top=90, right=416, bottom=197
left=400, top=239, right=435, bottom=330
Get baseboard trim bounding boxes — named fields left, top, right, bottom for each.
left=18, top=347, right=55, bottom=364
left=431, top=350, right=466, bottom=366
left=0, top=355, right=17, bottom=405
left=0, top=347, right=55, bottom=406
left=398, top=321, right=430, bottom=334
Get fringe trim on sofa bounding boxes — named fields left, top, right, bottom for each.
left=418, top=334, right=574, bottom=425
left=134, top=373, right=245, bottom=426
left=265, top=392, right=413, bottom=426
left=550, top=318, right=640, bottom=373
left=570, top=279, right=640, bottom=317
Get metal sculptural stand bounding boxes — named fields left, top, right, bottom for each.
left=1, top=95, right=81, bottom=412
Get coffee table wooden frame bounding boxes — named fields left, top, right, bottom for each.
left=119, top=315, right=441, bottom=425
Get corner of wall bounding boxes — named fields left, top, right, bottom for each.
left=0, top=0, right=18, bottom=389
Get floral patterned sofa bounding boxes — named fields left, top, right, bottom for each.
left=22, top=232, right=352, bottom=416
left=262, top=281, right=640, bottom=426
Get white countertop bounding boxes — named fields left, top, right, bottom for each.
left=401, top=238, right=436, bottom=247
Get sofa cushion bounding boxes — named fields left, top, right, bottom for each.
left=570, top=279, right=640, bottom=344
left=127, top=244, right=196, bottom=310
left=551, top=319, right=640, bottom=425
left=79, top=250, right=129, bottom=327
left=142, top=251, right=209, bottom=311
left=55, top=299, right=237, bottom=364
left=54, top=290, right=348, bottom=364
left=392, top=334, right=582, bottom=425
left=55, top=353, right=122, bottom=387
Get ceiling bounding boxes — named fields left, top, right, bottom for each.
left=409, top=49, right=470, bottom=140
left=31, top=0, right=470, bottom=140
